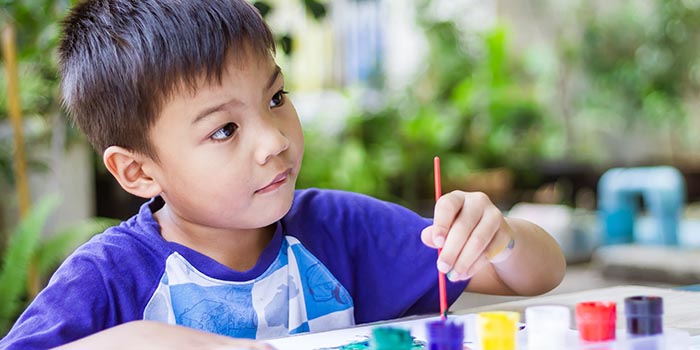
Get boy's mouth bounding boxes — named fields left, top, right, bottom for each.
left=255, top=168, right=292, bottom=194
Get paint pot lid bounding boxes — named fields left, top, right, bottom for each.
left=575, top=301, right=616, bottom=322
left=525, top=305, right=570, bottom=329
left=625, top=295, right=663, bottom=316
left=477, top=311, right=519, bottom=336
left=575, top=302, right=616, bottom=341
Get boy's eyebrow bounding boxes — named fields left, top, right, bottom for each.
left=191, top=65, right=282, bottom=125
left=192, top=99, right=242, bottom=125
left=267, top=65, right=282, bottom=91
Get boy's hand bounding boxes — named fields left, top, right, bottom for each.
left=421, top=191, right=514, bottom=282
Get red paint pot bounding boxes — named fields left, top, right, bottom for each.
left=575, top=301, right=616, bottom=342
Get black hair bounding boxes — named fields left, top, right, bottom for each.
left=58, top=0, right=276, bottom=159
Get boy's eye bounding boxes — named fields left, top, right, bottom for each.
left=270, top=89, right=288, bottom=108
left=210, top=122, right=238, bottom=141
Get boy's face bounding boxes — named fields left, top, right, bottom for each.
left=145, top=50, right=304, bottom=232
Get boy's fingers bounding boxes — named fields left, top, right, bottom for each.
left=421, top=226, right=444, bottom=248
left=427, top=191, right=463, bottom=253
left=421, top=226, right=434, bottom=247
left=436, top=204, right=481, bottom=274
left=433, top=230, right=445, bottom=248
left=449, top=206, right=502, bottom=278
left=431, top=191, right=464, bottom=237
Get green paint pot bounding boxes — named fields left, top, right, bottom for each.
left=370, top=326, right=413, bottom=350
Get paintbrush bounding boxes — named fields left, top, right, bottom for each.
left=434, top=156, right=448, bottom=320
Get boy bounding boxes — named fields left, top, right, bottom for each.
left=0, top=0, right=565, bottom=349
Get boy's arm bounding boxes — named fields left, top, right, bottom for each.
left=53, top=321, right=275, bottom=350
left=463, top=217, right=566, bottom=296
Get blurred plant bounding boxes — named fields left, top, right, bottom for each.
left=0, top=0, right=80, bottom=252
left=0, top=0, right=79, bottom=144
left=581, top=1, right=700, bottom=154
left=525, top=0, right=700, bottom=164
left=0, top=194, right=116, bottom=333
left=253, top=0, right=327, bottom=56
left=298, top=3, right=558, bottom=209
left=578, top=1, right=698, bottom=122
left=299, top=0, right=700, bottom=209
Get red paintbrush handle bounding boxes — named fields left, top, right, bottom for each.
left=434, top=156, right=448, bottom=319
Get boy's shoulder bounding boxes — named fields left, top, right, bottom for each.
left=291, top=188, right=394, bottom=211
left=290, top=188, right=417, bottom=219
left=60, top=198, right=171, bottom=275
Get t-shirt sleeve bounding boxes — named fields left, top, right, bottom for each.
left=285, top=189, right=469, bottom=324
left=0, top=254, right=112, bottom=350
left=0, top=226, right=163, bottom=350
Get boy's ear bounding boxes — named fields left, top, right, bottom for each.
left=103, top=146, right=163, bottom=199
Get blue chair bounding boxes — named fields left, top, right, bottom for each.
left=598, top=166, right=685, bottom=246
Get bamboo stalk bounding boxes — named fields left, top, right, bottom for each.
left=2, top=25, right=30, bottom=217
left=2, top=24, right=39, bottom=297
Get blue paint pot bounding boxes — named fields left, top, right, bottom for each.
left=427, top=320, right=464, bottom=350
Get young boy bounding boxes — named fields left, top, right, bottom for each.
left=0, top=0, right=565, bottom=349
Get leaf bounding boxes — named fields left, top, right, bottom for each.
left=252, top=1, right=272, bottom=18
left=278, top=33, right=293, bottom=56
left=0, top=194, right=60, bottom=329
left=303, top=0, right=327, bottom=20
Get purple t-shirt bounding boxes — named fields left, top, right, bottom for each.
left=0, top=189, right=467, bottom=349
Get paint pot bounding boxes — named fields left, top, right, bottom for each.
left=575, top=301, right=616, bottom=342
left=426, top=320, right=464, bottom=350
left=369, top=326, right=413, bottom=350
left=525, top=305, right=570, bottom=350
left=625, top=295, right=663, bottom=336
left=477, top=311, right=519, bottom=350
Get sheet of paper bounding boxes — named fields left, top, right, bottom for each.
left=266, top=314, right=479, bottom=350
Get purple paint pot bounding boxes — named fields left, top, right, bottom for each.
left=625, top=295, right=663, bottom=336
left=427, top=320, right=464, bottom=350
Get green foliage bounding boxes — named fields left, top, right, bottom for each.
left=529, top=0, right=700, bottom=162
left=299, top=13, right=555, bottom=208
left=0, top=0, right=78, bottom=189
left=575, top=0, right=698, bottom=127
left=0, top=0, right=72, bottom=118
left=254, top=0, right=328, bottom=56
left=299, top=0, right=700, bottom=206
left=0, top=195, right=57, bottom=332
left=0, top=194, right=115, bottom=333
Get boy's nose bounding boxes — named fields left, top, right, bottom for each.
left=254, top=117, right=290, bottom=165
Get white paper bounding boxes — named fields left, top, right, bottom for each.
left=266, top=314, right=478, bottom=350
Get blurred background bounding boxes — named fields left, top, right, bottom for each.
left=2, top=0, right=700, bottom=334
